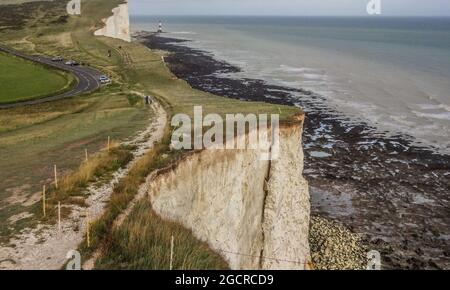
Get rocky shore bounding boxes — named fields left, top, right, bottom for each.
left=139, top=33, right=450, bottom=270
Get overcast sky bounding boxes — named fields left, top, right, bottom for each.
left=129, top=0, right=450, bottom=16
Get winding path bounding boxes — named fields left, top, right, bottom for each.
left=0, top=45, right=103, bottom=109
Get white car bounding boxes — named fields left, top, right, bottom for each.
left=52, top=56, right=63, bottom=62
left=99, top=75, right=111, bottom=84
left=65, top=60, right=78, bottom=66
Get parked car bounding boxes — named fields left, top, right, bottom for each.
left=51, top=56, right=63, bottom=62
left=99, top=75, right=111, bottom=84
left=65, top=60, right=79, bottom=66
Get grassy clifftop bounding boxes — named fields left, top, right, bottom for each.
left=0, top=0, right=302, bottom=269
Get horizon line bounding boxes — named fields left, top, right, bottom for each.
left=130, top=14, right=450, bottom=18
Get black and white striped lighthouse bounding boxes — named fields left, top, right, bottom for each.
left=157, top=21, right=163, bottom=33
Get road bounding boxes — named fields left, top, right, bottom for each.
left=0, top=45, right=104, bottom=109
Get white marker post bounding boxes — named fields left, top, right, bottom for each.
left=42, top=185, right=46, bottom=217
left=86, top=212, right=90, bottom=248
left=58, top=202, right=61, bottom=233
left=54, top=165, right=58, bottom=189
left=170, top=235, right=174, bottom=270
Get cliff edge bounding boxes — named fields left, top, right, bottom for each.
left=146, top=117, right=311, bottom=270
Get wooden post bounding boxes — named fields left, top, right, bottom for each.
left=58, top=202, right=61, bottom=232
left=107, top=136, right=110, bottom=152
left=85, top=149, right=88, bottom=163
left=54, top=165, right=58, bottom=189
left=170, top=235, right=174, bottom=270
left=86, top=212, right=90, bottom=248
left=42, top=185, right=46, bottom=217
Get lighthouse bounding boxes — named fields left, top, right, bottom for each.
left=157, top=21, right=163, bottom=33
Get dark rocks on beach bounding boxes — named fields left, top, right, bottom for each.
left=141, top=33, right=450, bottom=270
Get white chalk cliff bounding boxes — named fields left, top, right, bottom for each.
left=94, top=0, right=131, bottom=42
left=146, top=115, right=311, bottom=269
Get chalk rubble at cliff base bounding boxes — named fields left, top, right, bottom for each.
left=310, top=216, right=368, bottom=270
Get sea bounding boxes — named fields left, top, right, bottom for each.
left=131, top=16, right=450, bottom=154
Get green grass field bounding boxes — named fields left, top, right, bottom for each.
left=0, top=52, right=73, bottom=104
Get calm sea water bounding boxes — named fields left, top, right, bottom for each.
left=131, top=16, right=450, bottom=154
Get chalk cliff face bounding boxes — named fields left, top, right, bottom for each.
left=146, top=116, right=311, bottom=270
left=94, top=1, right=131, bottom=42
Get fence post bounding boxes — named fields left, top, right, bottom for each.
left=58, top=202, right=61, bottom=233
left=170, top=235, right=174, bottom=270
left=85, top=149, right=88, bottom=163
left=107, top=136, right=110, bottom=152
left=42, top=185, right=46, bottom=217
left=86, top=212, right=90, bottom=248
left=54, top=165, right=58, bottom=189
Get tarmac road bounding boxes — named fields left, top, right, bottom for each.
left=0, top=45, right=104, bottom=109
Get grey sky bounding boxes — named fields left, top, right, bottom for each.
left=129, top=0, right=450, bottom=16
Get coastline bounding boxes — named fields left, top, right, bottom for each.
left=139, top=33, right=450, bottom=269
